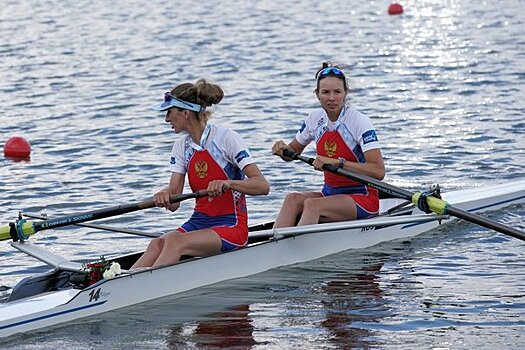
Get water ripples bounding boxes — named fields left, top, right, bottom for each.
left=1, top=0, right=524, bottom=348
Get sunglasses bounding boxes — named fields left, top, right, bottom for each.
left=162, top=92, right=204, bottom=113
left=316, top=67, right=345, bottom=80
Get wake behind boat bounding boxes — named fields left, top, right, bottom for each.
left=1, top=179, right=524, bottom=339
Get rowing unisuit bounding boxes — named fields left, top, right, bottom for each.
left=295, top=106, right=381, bottom=218
left=169, top=124, right=254, bottom=251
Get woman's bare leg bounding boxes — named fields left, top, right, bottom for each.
left=297, top=195, right=357, bottom=226
left=152, top=229, right=222, bottom=267
left=273, top=192, right=322, bottom=228
left=131, top=237, right=165, bottom=269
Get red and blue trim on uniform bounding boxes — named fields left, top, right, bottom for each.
left=179, top=148, right=249, bottom=252
left=316, top=129, right=379, bottom=219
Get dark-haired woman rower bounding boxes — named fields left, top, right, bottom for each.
left=271, top=63, right=385, bottom=228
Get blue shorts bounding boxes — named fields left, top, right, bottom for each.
left=177, top=211, right=248, bottom=252
left=322, top=184, right=379, bottom=219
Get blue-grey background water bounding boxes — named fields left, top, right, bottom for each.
left=1, top=0, right=524, bottom=348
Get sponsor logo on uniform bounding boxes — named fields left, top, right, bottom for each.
left=324, top=140, right=337, bottom=157
left=170, top=157, right=177, bottom=164
left=362, top=130, right=378, bottom=144
left=235, top=150, right=249, bottom=163
left=194, top=160, right=208, bottom=178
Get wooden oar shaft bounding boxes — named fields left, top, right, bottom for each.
left=281, top=149, right=525, bottom=241
left=0, top=190, right=207, bottom=242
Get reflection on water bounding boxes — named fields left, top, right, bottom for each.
left=1, top=231, right=524, bottom=349
left=1, top=0, right=524, bottom=348
left=167, top=305, right=257, bottom=349
left=160, top=262, right=388, bottom=349
left=321, top=264, right=386, bottom=349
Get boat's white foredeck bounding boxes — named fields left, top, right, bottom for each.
left=0, top=289, right=79, bottom=322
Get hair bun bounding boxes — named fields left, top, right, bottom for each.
left=194, top=79, right=224, bottom=106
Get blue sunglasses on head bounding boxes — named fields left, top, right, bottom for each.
left=316, top=67, right=345, bottom=80
left=152, top=92, right=205, bottom=112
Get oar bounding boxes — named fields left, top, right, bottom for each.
left=0, top=191, right=208, bottom=242
left=23, top=213, right=161, bottom=238
left=281, top=149, right=525, bottom=241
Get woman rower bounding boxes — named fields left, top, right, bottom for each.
left=132, top=79, right=269, bottom=268
left=271, top=62, right=385, bottom=228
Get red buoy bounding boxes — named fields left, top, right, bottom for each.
left=388, top=3, right=404, bottom=15
left=4, top=136, right=31, bottom=159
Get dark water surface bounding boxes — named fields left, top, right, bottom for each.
left=1, top=0, right=524, bottom=348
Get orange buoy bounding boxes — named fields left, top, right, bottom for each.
left=4, top=136, right=31, bottom=159
left=388, top=3, right=404, bottom=15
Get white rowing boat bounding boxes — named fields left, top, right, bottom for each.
left=1, top=179, right=524, bottom=339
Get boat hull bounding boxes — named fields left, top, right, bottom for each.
left=1, top=180, right=524, bottom=338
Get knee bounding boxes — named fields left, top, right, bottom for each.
left=283, top=192, right=306, bottom=206
left=147, top=237, right=164, bottom=254
left=163, top=234, right=183, bottom=252
left=303, top=197, right=320, bottom=212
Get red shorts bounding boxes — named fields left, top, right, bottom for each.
left=349, top=193, right=379, bottom=219
left=213, top=225, right=248, bottom=251
left=177, top=224, right=248, bottom=252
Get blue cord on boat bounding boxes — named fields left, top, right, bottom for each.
left=15, top=218, right=30, bottom=241
left=416, top=185, right=442, bottom=214
left=417, top=192, right=432, bottom=213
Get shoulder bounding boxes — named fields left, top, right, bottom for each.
left=212, top=126, right=248, bottom=151
left=171, top=135, right=189, bottom=152
left=214, top=126, right=254, bottom=166
left=308, top=108, right=326, bottom=122
left=345, top=108, right=380, bottom=148
left=343, top=108, right=375, bottom=128
left=303, top=108, right=327, bottom=128
left=213, top=125, right=242, bottom=143
left=344, top=107, right=369, bottom=121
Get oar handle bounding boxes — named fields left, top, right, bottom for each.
left=0, top=190, right=208, bottom=242
left=282, top=149, right=310, bottom=164
left=168, top=190, right=208, bottom=206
